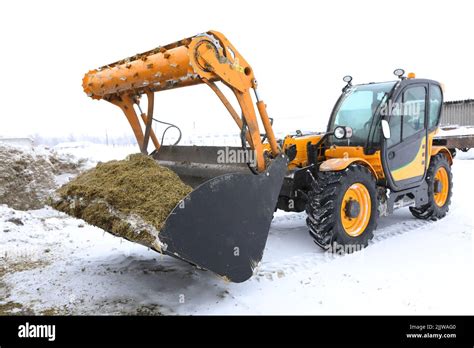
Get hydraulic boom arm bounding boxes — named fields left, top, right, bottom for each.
left=82, top=30, right=280, bottom=172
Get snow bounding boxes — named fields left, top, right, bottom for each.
left=0, top=143, right=473, bottom=315
left=437, top=125, right=474, bottom=137
left=0, top=138, right=34, bottom=149
left=53, top=142, right=137, bottom=168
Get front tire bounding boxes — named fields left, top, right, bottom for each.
left=409, top=153, right=453, bottom=220
left=306, top=165, right=378, bottom=252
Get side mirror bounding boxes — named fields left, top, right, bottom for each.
left=381, top=119, right=391, bottom=139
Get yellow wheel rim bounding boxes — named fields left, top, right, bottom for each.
left=340, top=183, right=371, bottom=237
left=433, top=167, right=449, bottom=207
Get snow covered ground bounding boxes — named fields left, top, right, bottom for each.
left=438, top=125, right=474, bottom=137
left=0, top=144, right=473, bottom=315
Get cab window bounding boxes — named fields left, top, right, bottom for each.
left=402, top=86, right=426, bottom=139
left=428, top=85, right=442, bottom=130
left=387, top=94, right=402, bottom=148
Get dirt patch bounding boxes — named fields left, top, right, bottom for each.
left=48, top=154, right=83, bottom=175
left=0, top=259, right=50, bottom=315
left=0, top=144, right=84, bottom=210
left=40, top=307, right=61, bottom=316
left=6, top=217, right=24, bottom=226
left=50, top=154, right=192, bottom=250
left=0, top=301, right=61, bottom=316
left=0, top=259, right=49, bottom=278
left=0, top=301, right=24, bottom=315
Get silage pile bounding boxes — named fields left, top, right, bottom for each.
left=50, top=154, right=192, bottom=251
left=0, top=143, right=83, bottom=210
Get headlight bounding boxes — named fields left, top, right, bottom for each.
left=393, top=68, right=405, bottom=78
left=343, top=75, right=352, bottom=83
left=345, top=127, right=353, bottom=139
left=334, top=126, right=346, bottom=139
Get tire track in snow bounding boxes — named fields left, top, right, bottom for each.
left=255, top=211, right=453, bottom=281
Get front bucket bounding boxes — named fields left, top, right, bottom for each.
left=151, top=145, right=251, bottom=187
left=157, top=154, right=288, bottom=283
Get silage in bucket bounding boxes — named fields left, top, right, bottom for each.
left=51, top=154, right=192, bottom=250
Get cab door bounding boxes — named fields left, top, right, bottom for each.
left=383, top=83, right=428, bottom=190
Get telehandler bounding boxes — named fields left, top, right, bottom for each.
left=81, top=31, right=453, bottom=282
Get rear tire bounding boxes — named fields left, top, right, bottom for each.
left=409, top=153, right=453, bottom=220
left=306, top=165, right=378, bottom=252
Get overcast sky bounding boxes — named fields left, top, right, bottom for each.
left=1, top=0, right=473, bottom=140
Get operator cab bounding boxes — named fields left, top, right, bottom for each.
left=328, top=80, right=396, bottom=148
left=326, top=69, right=444, bottom=191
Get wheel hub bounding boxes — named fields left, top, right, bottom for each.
left=433, top=167, right=449, bottom=207
left=344, top=199, right=361, bottom=219
left=434, top=179, right=442, bottom=194
left=340, top=183, right=371, bottom=237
